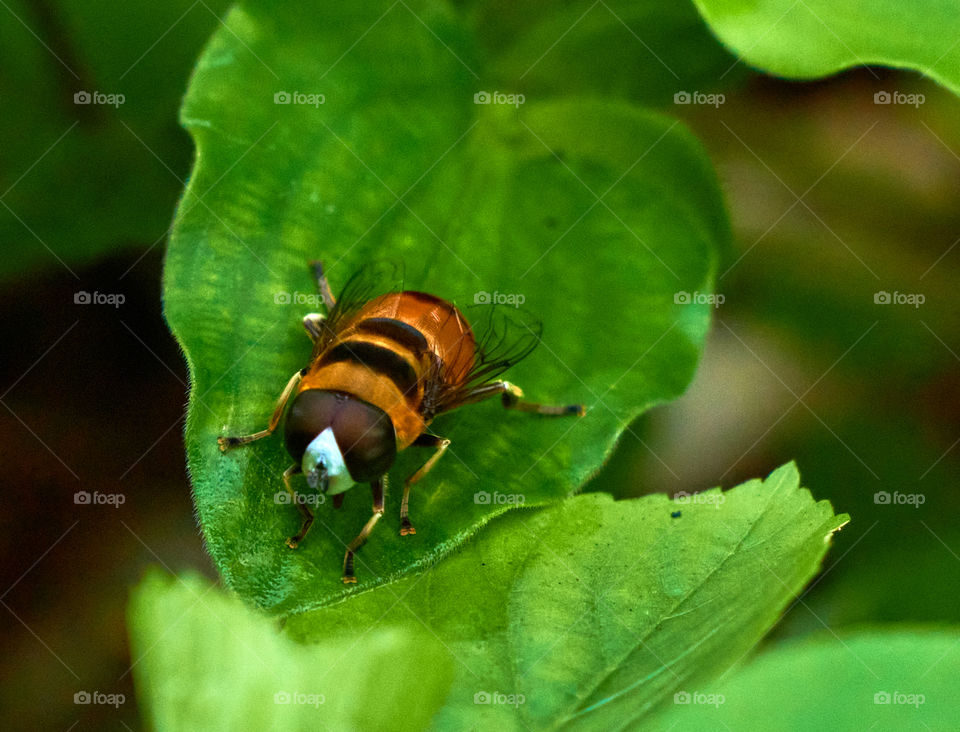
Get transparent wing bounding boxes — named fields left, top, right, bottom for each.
left=428, top=302, right=542, bottom=415
left=316, top=259, right=405, bottom=349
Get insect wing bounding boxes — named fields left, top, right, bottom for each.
left=319, top=260, right=405, bottom=345
left=435, top=302, right=541, bottom=411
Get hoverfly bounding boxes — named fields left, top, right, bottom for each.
left=218, top=261, right=585, bottom=583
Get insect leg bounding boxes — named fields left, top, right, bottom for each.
left=342, top=477, right=385, bottom=584
left=463, top=381, right=586, bottom=416
left=283, top=465, right=315, bottom=549
left=309, top=260, right=337, bottom=310
left=217, top=369, right=304, bottom=450
left=399, top=434, right=450, bottom=536
left=302, top=313, right=326, bottom=341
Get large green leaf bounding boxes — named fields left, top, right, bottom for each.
left=284, top=463, right=848, bottom=730
left=128, top=569, right=455, bottom=731
left=463, top=0, right=742, bottom=106
left=692, top=0, right=960, bottom=95
left=163, top=0, right=727, bottom=612
left=649, top=629, right=960, bottom=730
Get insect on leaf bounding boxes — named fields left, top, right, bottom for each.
left=163, top=0, right=728, bottom=613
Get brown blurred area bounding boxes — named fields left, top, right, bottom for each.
left=0, top=250, right=216, bottom=730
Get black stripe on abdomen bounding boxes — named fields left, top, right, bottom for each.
left=322, top=339, right=419, bottom=395
left=354, top=317, right=429, bottom=355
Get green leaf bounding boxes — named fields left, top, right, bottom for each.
left=128, top=569, right=456, bottom=731
left=284, top=463, right=848, bottom=730
left=692, top=0, right=960, bottom=95
left=463, top=0, right=742, bottom=106
left=163, top=0, right=727, bottom=612
left=649, top=629, right=960, bottom=730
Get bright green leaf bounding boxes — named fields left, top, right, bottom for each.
left=128, top=569, right=455, bottom=731
left=649, top=629, right=960, bottom=731
left=163, top=0, right=727, bottom=612
left=284, top=463, right=848, bottom=730
left=464, top=0, right=742, bottom=106
left=692, top=0, right=960, bottom=95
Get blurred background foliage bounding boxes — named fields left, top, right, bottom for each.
left=0, top=0, right=231, bottom=278
left=0, top=0, right=957, bottom=729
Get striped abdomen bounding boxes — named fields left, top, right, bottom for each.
left=299, top=291, right=476, bottom=448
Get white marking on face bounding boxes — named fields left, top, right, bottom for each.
left=302, top=427, right=354, bottom=495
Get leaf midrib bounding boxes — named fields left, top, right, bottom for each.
left=550, top=479, right=787, bottom=728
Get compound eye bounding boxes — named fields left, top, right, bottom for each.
left=332, top=398, right=397, bottom=482
left=283, top=390, right=340, bottom=462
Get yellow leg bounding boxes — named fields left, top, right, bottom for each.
left=309, top=260, right=337, bottom=310
left=217, top=369, right=303, bottom=450
left=342, top=478, right=385, bottom=584
left=400, top=435, right=450, bottom=536
left=283, top=465, right=314, bottom=549
left=462, top=381, right=586, bottom=416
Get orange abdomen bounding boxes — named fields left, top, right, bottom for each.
left=300, top=291, right=475, bottom=448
